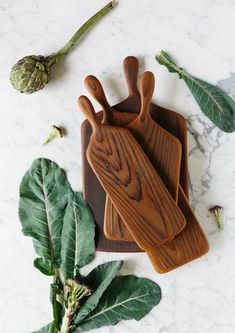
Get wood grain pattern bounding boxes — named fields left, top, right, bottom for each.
left=99, top=72, right=209, bottom=272
left=85, top=74, right=135, bottom=241
left=81, top=56, right=189, bottom=252
left=104, top=72, right=183, bottom=241
left=81, top=113, right=141, bottom=252
left=85, top=75, right=135, bottom=127
left=78, top=95, right=186, bottom=250
left=147, top=188, right=209, bottom=273
left=81, top=56, right=142, bottom=252
left=128, top=72, right=182, bottom=201
left=150, top=104, right=189, bottom=199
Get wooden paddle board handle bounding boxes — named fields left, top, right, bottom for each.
left=78, top=95, right=103, bottom=140
left=139, top=71, right=155, bottom=121
left=123, top=56, right=140, bottom=98
left=85, top=75, right=113, bottom=124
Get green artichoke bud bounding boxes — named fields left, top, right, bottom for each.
left=10, top=1, right=117, bottom=94
left=10, top=55, right=51, bottom=94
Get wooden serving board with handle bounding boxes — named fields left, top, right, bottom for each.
left=96, top=71, right=209, bottom=272
left=85, top=73, right=183, bottom=241
left=78, top=95, right=186, bottom=250
left=81, top=56, right=189, bottom=252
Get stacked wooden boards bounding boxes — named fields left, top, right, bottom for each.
left=80, top=56, right=209, bottom=273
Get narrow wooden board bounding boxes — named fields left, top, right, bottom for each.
left=81, top=113, right=141, bottom=252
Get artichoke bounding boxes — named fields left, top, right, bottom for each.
left=10, top=1, right=117, bottom=94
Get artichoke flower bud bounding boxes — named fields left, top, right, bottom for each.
left=10, top=55, right=51, bottom=94
left=10, top=1, right=117, bottom=94
left=65, top=278, right=92, bottom=312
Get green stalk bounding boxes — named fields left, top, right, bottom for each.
left=54, top=268, right=64, bottom=304
left=47, top=1, right=117, bottom=66
left=51, top=282, right=60, bottom=333
left=60, top=309, right=73, bottom=333
left=155, top=51, right=183, bottom=77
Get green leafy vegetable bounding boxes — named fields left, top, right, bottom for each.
left=10, top=1, right=117, bottom=94
left=74, top=275, right=162, bottom=332
left=19, top=158, right=71, bottom=272
left=19, top=158, right=162, bottom=333
left=156, top=50, right=235, bottom=132
left=61, top=192, right=95, bottom=280
left=34, top=257, right=54, bottom=276
left=74, top=261, right=123, bottom=325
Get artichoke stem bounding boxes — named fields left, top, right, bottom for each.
left=47, top=0, right=117, bottom=66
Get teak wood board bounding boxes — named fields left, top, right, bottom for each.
left=81, top=105, right=188, bottom=252
left=79, top=95, right=186, bottom=250
left=81, top=55, right=189, bottom=252
left=84, top=73, right=184, bottom=243
left=101, top=72, right=184, bottom=242
left=147, top=188, right=209, bottom=273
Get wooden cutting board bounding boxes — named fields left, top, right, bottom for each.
left=78, top=95, right=186, bottom=250
left=147, top=188, right=209, bottom=273
left=97, top=72, right=209, bottom=272
left=84, top=73, right=183, bottom=242
left=81, top=56, right=189, bottom=252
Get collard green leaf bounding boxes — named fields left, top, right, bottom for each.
left=182, top=76, right=235, bottom=132
left=74, top=275, right=161, bottom=332
left=19, top=158, right=71, bottom=269
left=34, top=258, right=54, bottom=276
left=156, top=50, right=235, bottom=133
left=74, top=260, right=123, bottom=325
left=60, top=192, right=95, bottom=280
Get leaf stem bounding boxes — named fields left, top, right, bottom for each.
left=47, top=1, right=117, bottom=67
left=51, top=283, right=60, bottom=333
left=54, top=268, right=64, bottom=304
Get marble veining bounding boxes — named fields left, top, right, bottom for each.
left=0, top=1, right=235, bottom=333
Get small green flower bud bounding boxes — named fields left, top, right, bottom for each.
left=43, top=125, right=63, bottom=145
left=65, top=278, right=92, bottom=312
left=209, top=205, right=224, bottom=230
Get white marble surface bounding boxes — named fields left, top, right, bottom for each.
left=1, top=0, right=235, bottom=332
